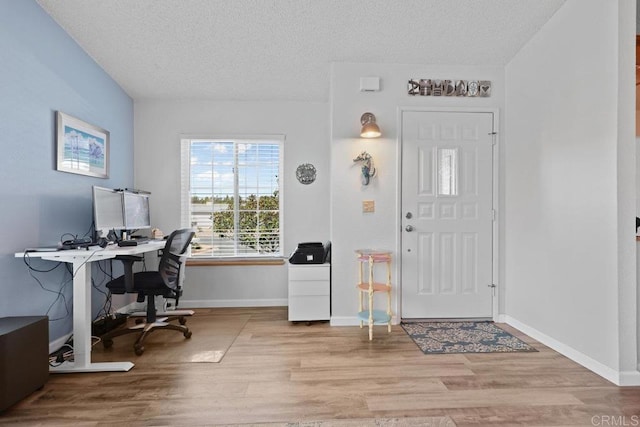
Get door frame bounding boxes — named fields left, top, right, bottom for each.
left=395, top=106, right=500, bottom=321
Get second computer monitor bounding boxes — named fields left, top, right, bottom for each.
left=123, top=191, right=151, bottom=230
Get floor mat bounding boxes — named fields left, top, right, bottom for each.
left=91, top=312, right=250, bottom=363
left=401, top=321, right=537, bottom=354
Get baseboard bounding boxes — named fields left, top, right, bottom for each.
left=330, top=316, right=360, bottom=326
left=503, top=315, right=640, bottom=386
left=619, top=370, right=640, bottom=386
left=49, top=332, right=72, bottom=354
left=117, top=298, right=288, bottom=311
left=330, top=315, right=400, bottom=327
left=116, top=301, right=145, bottom=314
left=179, top=298, right=288, bottom=308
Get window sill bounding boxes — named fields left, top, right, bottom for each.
left=186, top=258, right=286, bottom=267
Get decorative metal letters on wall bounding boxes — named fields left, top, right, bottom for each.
left=407, top=79, right=491, bottom=97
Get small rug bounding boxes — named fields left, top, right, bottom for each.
left=215, top=417, right=456, bottom=427
left=401, top=321, right=537, bottom=354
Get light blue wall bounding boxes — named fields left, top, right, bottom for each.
left=0, top=0, right=133, bottom=341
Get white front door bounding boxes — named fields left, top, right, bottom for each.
left=401, top=111, right=494, bottom=319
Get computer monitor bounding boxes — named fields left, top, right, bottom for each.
left=93, top=186, right=125, bottom=237
left=123, top=191, right=151, bottom=230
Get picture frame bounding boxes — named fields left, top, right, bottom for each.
left=56, top=111, right=109, bottom=178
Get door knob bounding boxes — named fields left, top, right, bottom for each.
left=405, top=225, right=414, bottom=232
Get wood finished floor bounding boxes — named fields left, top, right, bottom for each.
left=3, top=307, right=640, bottom=426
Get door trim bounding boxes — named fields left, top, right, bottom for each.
left=395, top=107, right=500, bottom=321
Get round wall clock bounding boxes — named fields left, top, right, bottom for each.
left=296, top=163, right=316, bottom=185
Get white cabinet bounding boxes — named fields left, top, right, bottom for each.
left=288, top=263, right=330, bottom=321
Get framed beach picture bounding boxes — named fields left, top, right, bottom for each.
left=56, top=111, right=109, bottom=178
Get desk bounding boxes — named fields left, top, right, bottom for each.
left=15, top=240, right=165, bottom=373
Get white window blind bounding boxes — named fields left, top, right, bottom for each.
left=180, top=136, right=284, bottom=258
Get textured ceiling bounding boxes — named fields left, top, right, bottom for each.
left=36, top=0, right=566, bottom=102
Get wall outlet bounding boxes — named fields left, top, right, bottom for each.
left=363, top=200, right=375, bottom=213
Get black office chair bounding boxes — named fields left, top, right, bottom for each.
left=102, top=228, right=195, bottom=355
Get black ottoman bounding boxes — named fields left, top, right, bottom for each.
left=0, top=316, right=49, bottom=412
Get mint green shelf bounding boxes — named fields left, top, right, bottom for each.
left=357, top=309, right=391, bottom=324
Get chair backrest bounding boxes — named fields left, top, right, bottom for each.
left=158, top=228, right=195, bottom=293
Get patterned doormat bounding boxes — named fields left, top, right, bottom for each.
left=401, top=321, right=537, bottom=354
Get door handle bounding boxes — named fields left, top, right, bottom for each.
left=405, top=225, right=414, bottom=232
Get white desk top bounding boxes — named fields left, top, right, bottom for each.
left=16, top=239, right=166, bottom=262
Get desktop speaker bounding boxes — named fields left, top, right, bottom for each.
left=0, top=316, right=48, bottom=412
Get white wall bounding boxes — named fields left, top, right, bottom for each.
left=617, top=1, right=638, bottom=381
left=328, top=62, right=505, bottom=324
left=134, top=100, right=329, bottom=306
left=504, top=0, right=638, bottom=385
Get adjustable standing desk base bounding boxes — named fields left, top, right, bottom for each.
left=50, top=361, right=134, bottom=373
left=16, top=241, right=165, bottom=374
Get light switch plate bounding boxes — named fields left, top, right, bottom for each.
left=363, top=200, right=375, bottom=213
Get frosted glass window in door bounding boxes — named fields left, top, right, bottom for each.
left=438, top=148, right=458, bottom=196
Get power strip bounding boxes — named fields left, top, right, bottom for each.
left=92, top=314, right=127, bottom=336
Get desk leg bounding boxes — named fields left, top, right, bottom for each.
left=50, top=260, right=134, bottom=373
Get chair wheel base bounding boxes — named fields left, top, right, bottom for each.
left=184, top=330, right=192, bottom=339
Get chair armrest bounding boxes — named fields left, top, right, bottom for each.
left=114, top=255, right=144, bottom=293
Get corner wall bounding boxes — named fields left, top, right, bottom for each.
left=504, top=0, right=638, bottom=384
left=0, top=0, right=134, bottom=342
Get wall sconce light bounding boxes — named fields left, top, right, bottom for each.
left=353, top=151, right=376, bottom=185
left=360, top=112, right=381, bottom=138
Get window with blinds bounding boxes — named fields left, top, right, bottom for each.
left=180, top=137, right=283, bottom=258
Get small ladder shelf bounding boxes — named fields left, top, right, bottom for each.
left=355, top=249, right=392, bottom=340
